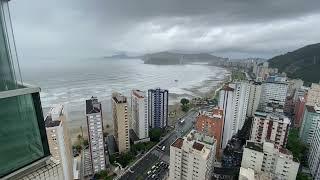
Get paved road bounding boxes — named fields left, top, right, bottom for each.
left=118, top=109, right=200, bottom=180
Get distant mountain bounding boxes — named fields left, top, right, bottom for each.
left=142, top=51, right=227, bottom=65
left=269, top=43, right=320, bottom=84
left=103, top=53, right=140, bottom=59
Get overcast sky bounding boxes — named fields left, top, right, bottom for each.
left=9, top=0, right=320, bottom=59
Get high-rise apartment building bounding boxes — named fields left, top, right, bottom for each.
left=169, top=130, right=216, bottom=180
left=250, top=112, right=290, bottom=147
left=86, top=97, right=107, bottom=173
left=247, top=81, right=262, bottom=117
left=306, top=83, right=320, bottom=106
left=308, top=122, right=320, bottom=179
left=287, top=79, right=304, bottom=97
left=259, top=82, right=288, bottom=110
left=195, top=107, right=223, bottom=157
left=300, top=105, right=320, bottom=146
left=112, top=92, right=130, bottom=153
left=294, top=96, right=306, bottom=128
left=219, top=82, right=250, bottom=148
left=148, top=88, right=168, bottom=128
left=241, top=141, right=299, bottom=180
left=131, top=89, right=149, bottom=140
left=0, top=1, right=64, bottom=178
left=293, top=86, right=309, bottom=102
left=45, top=105, right=73, bottom=180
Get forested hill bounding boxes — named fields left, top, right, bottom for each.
left=142, top=51, right=227, bottom=65
left=269, top=43, right=320, bottom=84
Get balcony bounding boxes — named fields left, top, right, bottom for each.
left=0, top=84, right=51, bottom=178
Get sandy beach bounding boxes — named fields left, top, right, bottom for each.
left=68, top=68, right=231, bottom=144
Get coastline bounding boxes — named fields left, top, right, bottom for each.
left=67, top=66, right=231, bottom=144
left=167, top=70, right=231, bottom=126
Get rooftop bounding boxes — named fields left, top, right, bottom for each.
left=192, top=142, right=204, bottom=151
left=279, top=147, right=293, bottom=156
left=44, top=115, right=61, bottom=128
left=132, top=89, right=145, bottom=98
left=86, top=97, right=101, bottom=114
left=148, top=88, right=168, bottom=93
left=222, top=85, right=234, bottom=91
left=171, top=138, right=184, bottom=149
left=246, top=141, right=263, bottom=152
left=198, top=108, right=223, bottom=120
left=112, top=92, right=127, bottom=103
left=306, top=105, right=320, bottom=114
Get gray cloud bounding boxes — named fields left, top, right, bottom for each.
left=9, top=0, right=320, bottom=59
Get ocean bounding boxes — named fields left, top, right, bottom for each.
left=20, top=58, right=229, bottom=133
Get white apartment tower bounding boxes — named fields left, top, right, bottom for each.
left=250, top=112, right=290, bottom=147
left=259, top=82, right=288, bottom=110
left=241, top=141, right=299, bottom=180
left=86, top=97, right=107, bottom=173
left=131, top=90, right=149, bottom=140
left=169, top=130, right=216, bottom=180
left=247, top=81, right=262, bottom=117
left=45, top=105, right=73, bottom=180
left=112, top=92, right=130, bottom=153
left=219, top=82, right=250, bottom=148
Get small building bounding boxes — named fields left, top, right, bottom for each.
left=169, top=130, right=216, bottom=180
left=241, top=141, right=299, bottom=180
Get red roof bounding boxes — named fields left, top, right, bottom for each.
left=192, top=142, right=204, bottom=151
left=172, top=138, right=184, bottom=149
left=222, top=85, right=234, bottom=91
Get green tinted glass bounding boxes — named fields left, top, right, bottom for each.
left=0, top=94, right=45, bottom=177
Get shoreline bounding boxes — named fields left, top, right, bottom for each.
left=68, top=67, right=231, bottom=144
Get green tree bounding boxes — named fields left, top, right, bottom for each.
left=286, top=128, right=308, bottom=165
left=180, top=98, right=190, bottom=112
left=181, top=104, right=190, bottom=112
left=180, top=98, right=189, bottom=105
left=296, top=172, right=312, bottom=180
left=116, top=152, right=135, bottom=167
left=149, top=128, right=162, bottom=142
left=83, top=139, right=89, bottom=146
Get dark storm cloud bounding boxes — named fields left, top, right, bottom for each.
left=9, top=0, right=320, bottom=59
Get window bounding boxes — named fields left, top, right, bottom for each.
left=0, top=93, right=50, bottom=177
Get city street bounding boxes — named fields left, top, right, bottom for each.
left=118, top=109, right=200, bottom=180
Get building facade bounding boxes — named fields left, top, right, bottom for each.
left=306, top=83, right=320, bottom=106
left=308, top=122, right=320, bottom=179
left=293, top=86, right=309, bottom=102
left=241, top=141, right=299, bottom=180
left=294, top=96, right=306, bottom=128
left=195, top=107, right=223, bottom=157
left=300, top=105, right=320, bottom=146
left=259, top=82, right=288, bottom=110
left=86, top=97, right=107, bottom=173
left=247, top=81, right=262, bottom=117
left=0, top=0, right=61, bottom=178
left=169, top=130, right=216, bottom=180
left=45, top=105, right=73, bottom=180
left=131, top=90, right=149, bottom=140
left=148, top=88, right=168, bottom=128
left=112, top=92, right=130, bottom=153
left=250, top=112, right=290, bottom=147
left=219, top=82, right=250, bottom=148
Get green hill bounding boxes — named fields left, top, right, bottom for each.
left=269, top=43, right=320, bottom=84
left=142, top=51, right=227, bottom=65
